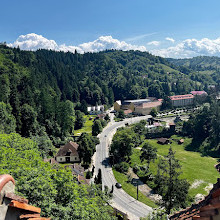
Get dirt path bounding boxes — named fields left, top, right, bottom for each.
left=127, top=168, right=162, bottom=203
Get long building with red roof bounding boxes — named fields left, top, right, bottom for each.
left=169, top=94, right=194, bottom=107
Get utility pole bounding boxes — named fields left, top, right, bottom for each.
left=133, top=179, right=139, bottom=200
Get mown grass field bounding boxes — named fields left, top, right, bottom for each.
left=113, top=169, right=158, bottom=208
left=74, top=115, right=96, bottom=136
left=130, top=135, right=219, bottom=198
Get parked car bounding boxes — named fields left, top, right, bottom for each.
left=115, top=182, right=122, bottom=188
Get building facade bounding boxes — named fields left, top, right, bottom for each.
left=56, top=141, right=80, bottom=163
left=113, top=100, right=121, bottom=111
left=135, top=101, right=162, bottom=115
left=114, top=99, right=161, bottom=115
left=87, top=105, right=104, bottom=115
left=170, top=94, right=194, bottom=107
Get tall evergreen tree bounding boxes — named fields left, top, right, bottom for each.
left=74, top=110, right=84, bottom=130
left=154, top=147, right=189, bottom=214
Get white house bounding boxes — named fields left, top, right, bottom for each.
left=55, top=141, right=80, bottom=163
left=87, top=105, right=104, bottom=114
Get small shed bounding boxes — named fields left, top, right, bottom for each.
left=178, top=139, right=184, bottom=145
left=169, top=122, right=176, bottom=132
left=157, top=138, right=170, bottom=145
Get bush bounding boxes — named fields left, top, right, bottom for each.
left=114, top=162, right=129, bottom=173
left=100, top=119, right=107, bottom=128
left=133, top=164, right=140, bottom=174
left=142, top=209, right=167, bottom=220
left=86, top=171, right=93, bottom=179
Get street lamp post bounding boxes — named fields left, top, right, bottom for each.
left=133, top=179, right=139, bottom=200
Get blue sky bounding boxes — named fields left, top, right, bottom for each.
left=2, top=0, right=220, bottom=58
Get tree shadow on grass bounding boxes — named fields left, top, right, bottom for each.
left=185, top=138, right=220, bottom=158
left=184, top=138, right=203, bottom=152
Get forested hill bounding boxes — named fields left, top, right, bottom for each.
left=0, top=43, right=218, bottom=144
left=167, top=56, right=220, bottom=84
left=167, top=56, right=220, bottom=69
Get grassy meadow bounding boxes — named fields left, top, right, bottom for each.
left=74, top=115, right=96, bottom=136
left=130, top=135, right=219, bottom=198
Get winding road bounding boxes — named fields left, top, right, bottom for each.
left=93, top=114, right=153, bottom=220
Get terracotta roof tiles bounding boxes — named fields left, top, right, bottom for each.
left=170, top=178, right=220, bottom=220
left=20, top=214, right=41, bottom=219
left=0, top=174, right=15, bottom=192
left=0, top=174, right=50, bottom=220
left=169, top=94, right=194, bottom=101
left=9, top=200, right=41, bottom=213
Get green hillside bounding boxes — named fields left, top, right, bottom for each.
left=167, top=56, right=220, bottom=85
left=0, top=44, right=218, bottom=145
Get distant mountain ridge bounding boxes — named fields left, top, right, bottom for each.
left=167, top=56, right=220, bottom=71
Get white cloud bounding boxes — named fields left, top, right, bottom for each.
left=77, top=36, right=147, bottom=52
left=9, top=33, right=220, bottom=58
left=151, top=37, right=220, bottom=58
left=147, top=41, right=160, bottom=46
left=8, top=33, right=58, bottom=51
left=165, top=37, right=175, bottom=43
left=8, top=34, right=147, bottom=54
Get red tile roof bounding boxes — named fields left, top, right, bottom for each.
left=0, top=174, right=50, bottom=220
left=170, top=94, right=194, bottom=101
left=170, top=94, right=194, bottom=100
left=0, top=174, right=15, bottom=192
left=28, top=218, right=50, bottom=220
left=124, top=109, right=133, bottom=115
left=191, top=91, right=207, bottom=96
left=5, top=192, right=28, bottom=203
left=20, top=214, right=41, bottom=219
left=170, top=177, right=220, bottom=220
left=9, top=200, right=41, bottom=213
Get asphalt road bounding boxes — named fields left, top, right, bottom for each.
left=94, top=115, right=153, bottom=220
